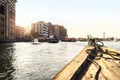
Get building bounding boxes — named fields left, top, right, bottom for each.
left=38, top=21, right=48, bottom=37
left=48, top=24, right=67, bottom=39
left=15, top=25, right=26, bottom=39
left=31, top=23, right=37, bottom=33
left=0, top=0, right=17, bottom=40
left=58, top=25, right=67, bottom=39
left=31, top=21, right=49, bottom=38
left=52, top=25, right=60, bottom=37
left=47, top=22, right=53, bottom=37
left=31, top=21, right=68, bottom=39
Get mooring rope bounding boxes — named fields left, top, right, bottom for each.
left=86, top=44, right=102, bottom=80
left=86, top=40, right=120, bottom=80
left=87, top=58, right=101, bottom=80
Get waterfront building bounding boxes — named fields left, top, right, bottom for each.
left=48, top=24, right=67, bottom=39
left=47, top=22, right=54, bottom=37
left=31, top=21, right=49, bottom=38
left=58, top=25, right=67, bottom=39
left=52, top=25, right=60, bottom=37
left=54, top=26, right=60, bottom=37
left=31, top=23, right=37, bottom=33
left=0, top=0, right=17, bottom=40
left=15, top=25, right=26, bottom=39
left=31, top=21, right=68, bottom=39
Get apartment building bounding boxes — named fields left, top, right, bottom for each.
left=31, top=21, right=49, bottom=38
left=59, top=26, right=67, bottom=39
left=52, top=25, right=60, bottom=37
left=31, top=21, right=68, bottom=39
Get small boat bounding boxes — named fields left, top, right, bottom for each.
left=48, top=39, right=59, bottom=43
left=48, top=36, right=59, bottom=43
left=53, top=39, right=120, bottom=80
left=38, top=37, right=48, bottom=42
left=32, top=38, right=40, bottom=44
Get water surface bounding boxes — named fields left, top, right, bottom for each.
left=0, top=41, right=119, bottom=80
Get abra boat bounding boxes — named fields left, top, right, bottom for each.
left=53, top=37, right=120, bottom=80
left=48, top=36, right=59, bottom=43
left=48, top=39, right=59, bottom=43
left=32, top=38, right=40, bottom=45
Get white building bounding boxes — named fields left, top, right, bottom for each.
left=31, top=21, right=48, bottom=37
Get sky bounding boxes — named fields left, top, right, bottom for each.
left=16, top=0, right=120, bottom=38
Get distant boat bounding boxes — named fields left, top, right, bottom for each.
left=48, top=36, right=59, bottom=43
left=32, top=38, right=40, bottom=44
left=48, top=39, right=59, bottom=43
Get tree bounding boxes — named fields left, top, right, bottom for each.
left=30, top=31, right=38, bottom=38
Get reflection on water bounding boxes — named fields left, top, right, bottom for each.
left=0, top=43, right=15, bottom=80
left=0, top=41, right=120, bottom=80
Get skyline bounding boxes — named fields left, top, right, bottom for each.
left=16, top=0, right=120, bottom=38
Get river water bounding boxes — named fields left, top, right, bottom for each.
left=0, top=41, right=120, bottom=80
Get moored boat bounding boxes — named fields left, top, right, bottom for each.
left=48, top=39, right=59, bottom=43
left=48, top=36, right=59, bottom=43
left=32, top=38, right=40, bottom=45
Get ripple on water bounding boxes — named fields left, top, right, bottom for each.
left=0, top=41, right=120, bottom=80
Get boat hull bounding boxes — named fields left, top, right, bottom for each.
left=53, top=46, right=120, bottom=80
left=48, top=39, right=59, bottom=43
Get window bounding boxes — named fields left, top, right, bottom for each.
left=0, top=17, right=4, bottom=23
left=0, top=5, right=4, bottom=15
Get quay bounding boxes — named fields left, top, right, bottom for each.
left=0, top=39, right=32, bottom=43
left=53, top=42, right=120, bottom=80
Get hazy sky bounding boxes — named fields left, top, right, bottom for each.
left=16, top=0, right=120, bottom=38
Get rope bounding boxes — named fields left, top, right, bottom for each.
left=102, top=50, right=120, bottom=60
left=87, top=58, right=101, bottom=80
left=86, top=40, right=120, bottom=80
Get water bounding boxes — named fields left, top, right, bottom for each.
left=0, top=41, right=120, bottom=80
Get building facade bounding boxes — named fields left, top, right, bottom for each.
left=15, top=25, right=26, bottom=39
left=52, top=25, right=60, bottom=37
left=58, top=25, right=67, bottom=39
left=31, top=21, right=49, bottom=38
left=31, top=21, right=68, bottom=39
left=0, top=0, right=17, bottom=40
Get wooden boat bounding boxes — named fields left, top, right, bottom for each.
left=32, top=38, right=40, bottom=45
left=53, top=41, right=120, bottom=80
left=48, top=39, right=59, bottom=43
left=48, top=36, right=59, bottom=43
